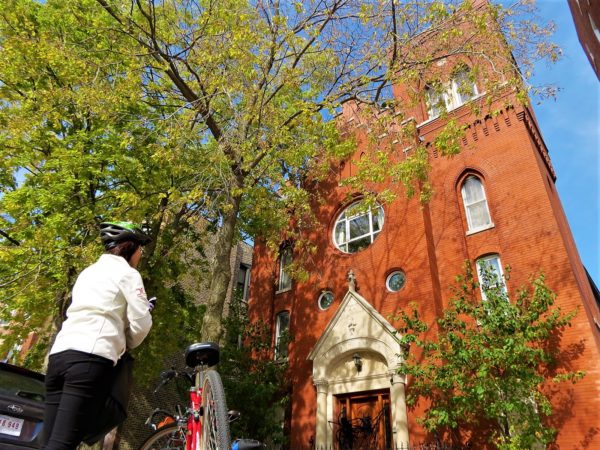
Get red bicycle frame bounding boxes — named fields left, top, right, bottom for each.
left=186, top=373, right=203, bottom=450
left=142, top=343, right=234, bottom=450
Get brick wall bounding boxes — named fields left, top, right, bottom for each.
left=248, top=92, right=600, bottom=448
left=567, top=0, right=600, bottom=79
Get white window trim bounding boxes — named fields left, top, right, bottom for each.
left=476, top=254, right=507, bottom=301
left=465, top=223, right=495, bottom=236
left=318, top=291, right=334, bottom=310
left=419, top=92, right=486, bottom=127
left=449, top=71, right=479, bottom=108
left=274, top=311, right=290, bottom=360
left=277, top=247, right=292, bottom=293
left=424, top=66, right=482, bottom=121
left=386, top=271, right=406, bottom=292
left=332, top=201, right=384, bottom=253
left=461, top=176, right=494, bottom=234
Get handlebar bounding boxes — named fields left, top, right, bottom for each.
left=153, top=367, right=194, bottom=393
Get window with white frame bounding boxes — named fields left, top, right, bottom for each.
left=333, top=201, right=384, bottom=253
left=426, top=67, right=478, bottom=119
left=476, top=254, right=507, bottom=300
left=274, top=311, right=290, bottom=360
left=461, top=175, right=493, bottom=233
left=277, top=246, right=292, bottom=292
left=318, top=291, right=334, bottom=310
left=425, top=81, right=446, bottom=119
left=386, top=270, right=406, bottom=292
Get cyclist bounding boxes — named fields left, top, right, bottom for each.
left=41, top=221, right=154, bottom=450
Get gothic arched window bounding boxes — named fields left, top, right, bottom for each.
left=461, top=175, right=493, bottom=233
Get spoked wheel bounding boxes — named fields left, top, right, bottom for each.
left=138, top=423, right=187, bottom=450
left=201, top=370, right=231, bottom=450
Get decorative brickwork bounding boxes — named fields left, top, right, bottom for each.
left=248, top=70, right=600, bottom=450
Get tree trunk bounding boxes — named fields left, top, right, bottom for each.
left=46, top=266, right=78, bottom=366
left=201, top=193, right=242, bottom=343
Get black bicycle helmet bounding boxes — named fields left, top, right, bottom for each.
left=99, top=221, right=152, bottom=249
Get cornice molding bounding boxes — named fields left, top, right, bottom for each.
left=516, top=108, right=556, bottom=181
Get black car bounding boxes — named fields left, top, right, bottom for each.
left=0, top=362, right=45, bottom=449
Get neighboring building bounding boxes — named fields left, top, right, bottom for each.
left=568, top=0, right=600, bottom=79
left=247, top=5, right=600, bottom=450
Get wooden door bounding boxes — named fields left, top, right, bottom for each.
left=334, top=390, right=393, bottom=450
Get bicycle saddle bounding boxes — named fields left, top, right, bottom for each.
left=185, top=342, right=220, bottom=368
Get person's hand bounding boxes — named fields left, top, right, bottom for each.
left=148, top=296, right=157, bottom=312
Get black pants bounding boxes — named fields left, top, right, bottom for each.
left=42, top=350, right=114, bottom=450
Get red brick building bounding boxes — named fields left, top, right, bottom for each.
left=568, top=0, right=600, bottom=79
left=248, top=10, right=600, bottom=450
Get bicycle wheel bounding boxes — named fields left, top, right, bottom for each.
left=201, top=370, right=231, bottom=450
left=138, top=423, right=186, bottom=450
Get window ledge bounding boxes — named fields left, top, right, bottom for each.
left=275, top=287, right=292, bottom=295
left=466, top=223, right=495, bottom=236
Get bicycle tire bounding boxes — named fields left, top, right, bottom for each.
left=201, top=370, right=231, bottom=450
left=138, top=423, right=187, bottom=450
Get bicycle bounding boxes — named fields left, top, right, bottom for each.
left=139, top=342, right=231, bottom=450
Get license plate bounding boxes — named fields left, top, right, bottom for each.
left=0, top=414, right=23, bottom=437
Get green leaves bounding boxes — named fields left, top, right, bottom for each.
left=0, top=0, right=213, bottom=369
left=1, top=0, right=562, bottom=369
left=219, top=298, right=290, bottom=444
left=397, top=263, right=583, bottom=449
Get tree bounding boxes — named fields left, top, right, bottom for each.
left=219, top=295, right=290, bottom=445
left=91, top=0, right=560, bottom=342
left=396, top=263, right=585, bottom=449
left=1, top=0, right=561, bottom=363
left=0, top=0, right=213, bottom=374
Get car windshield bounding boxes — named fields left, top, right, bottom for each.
left=0, top=368, right=45, bottom=402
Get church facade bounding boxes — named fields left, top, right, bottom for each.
left=247, top=12, right=600, bottom=450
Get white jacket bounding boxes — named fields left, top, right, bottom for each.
left=50, top=254, right=153, bottom=364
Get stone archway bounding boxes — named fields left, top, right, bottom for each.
left=308, top=288, right=409, bottom=448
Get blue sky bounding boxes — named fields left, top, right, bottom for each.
left=528, top=1, right=599, bottom=283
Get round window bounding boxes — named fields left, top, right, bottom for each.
left=332, top=200, right=384, bottom=253
left=318, top=291, right=334, bottom=310
left=386, top=271, right=406, bottom=292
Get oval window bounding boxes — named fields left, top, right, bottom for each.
left=332, top=200, right=384, bottom=253
left=386, top=271, right=406, bottom=292
left=318, top=291, right=334, bottom=310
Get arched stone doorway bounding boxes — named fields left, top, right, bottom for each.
left=308, top=288, right=409, bottom=448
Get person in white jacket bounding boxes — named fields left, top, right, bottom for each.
left=41, top=221, right=154, bottom=450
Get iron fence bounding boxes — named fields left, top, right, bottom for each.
left=254, top=443, right=469, bottom=450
